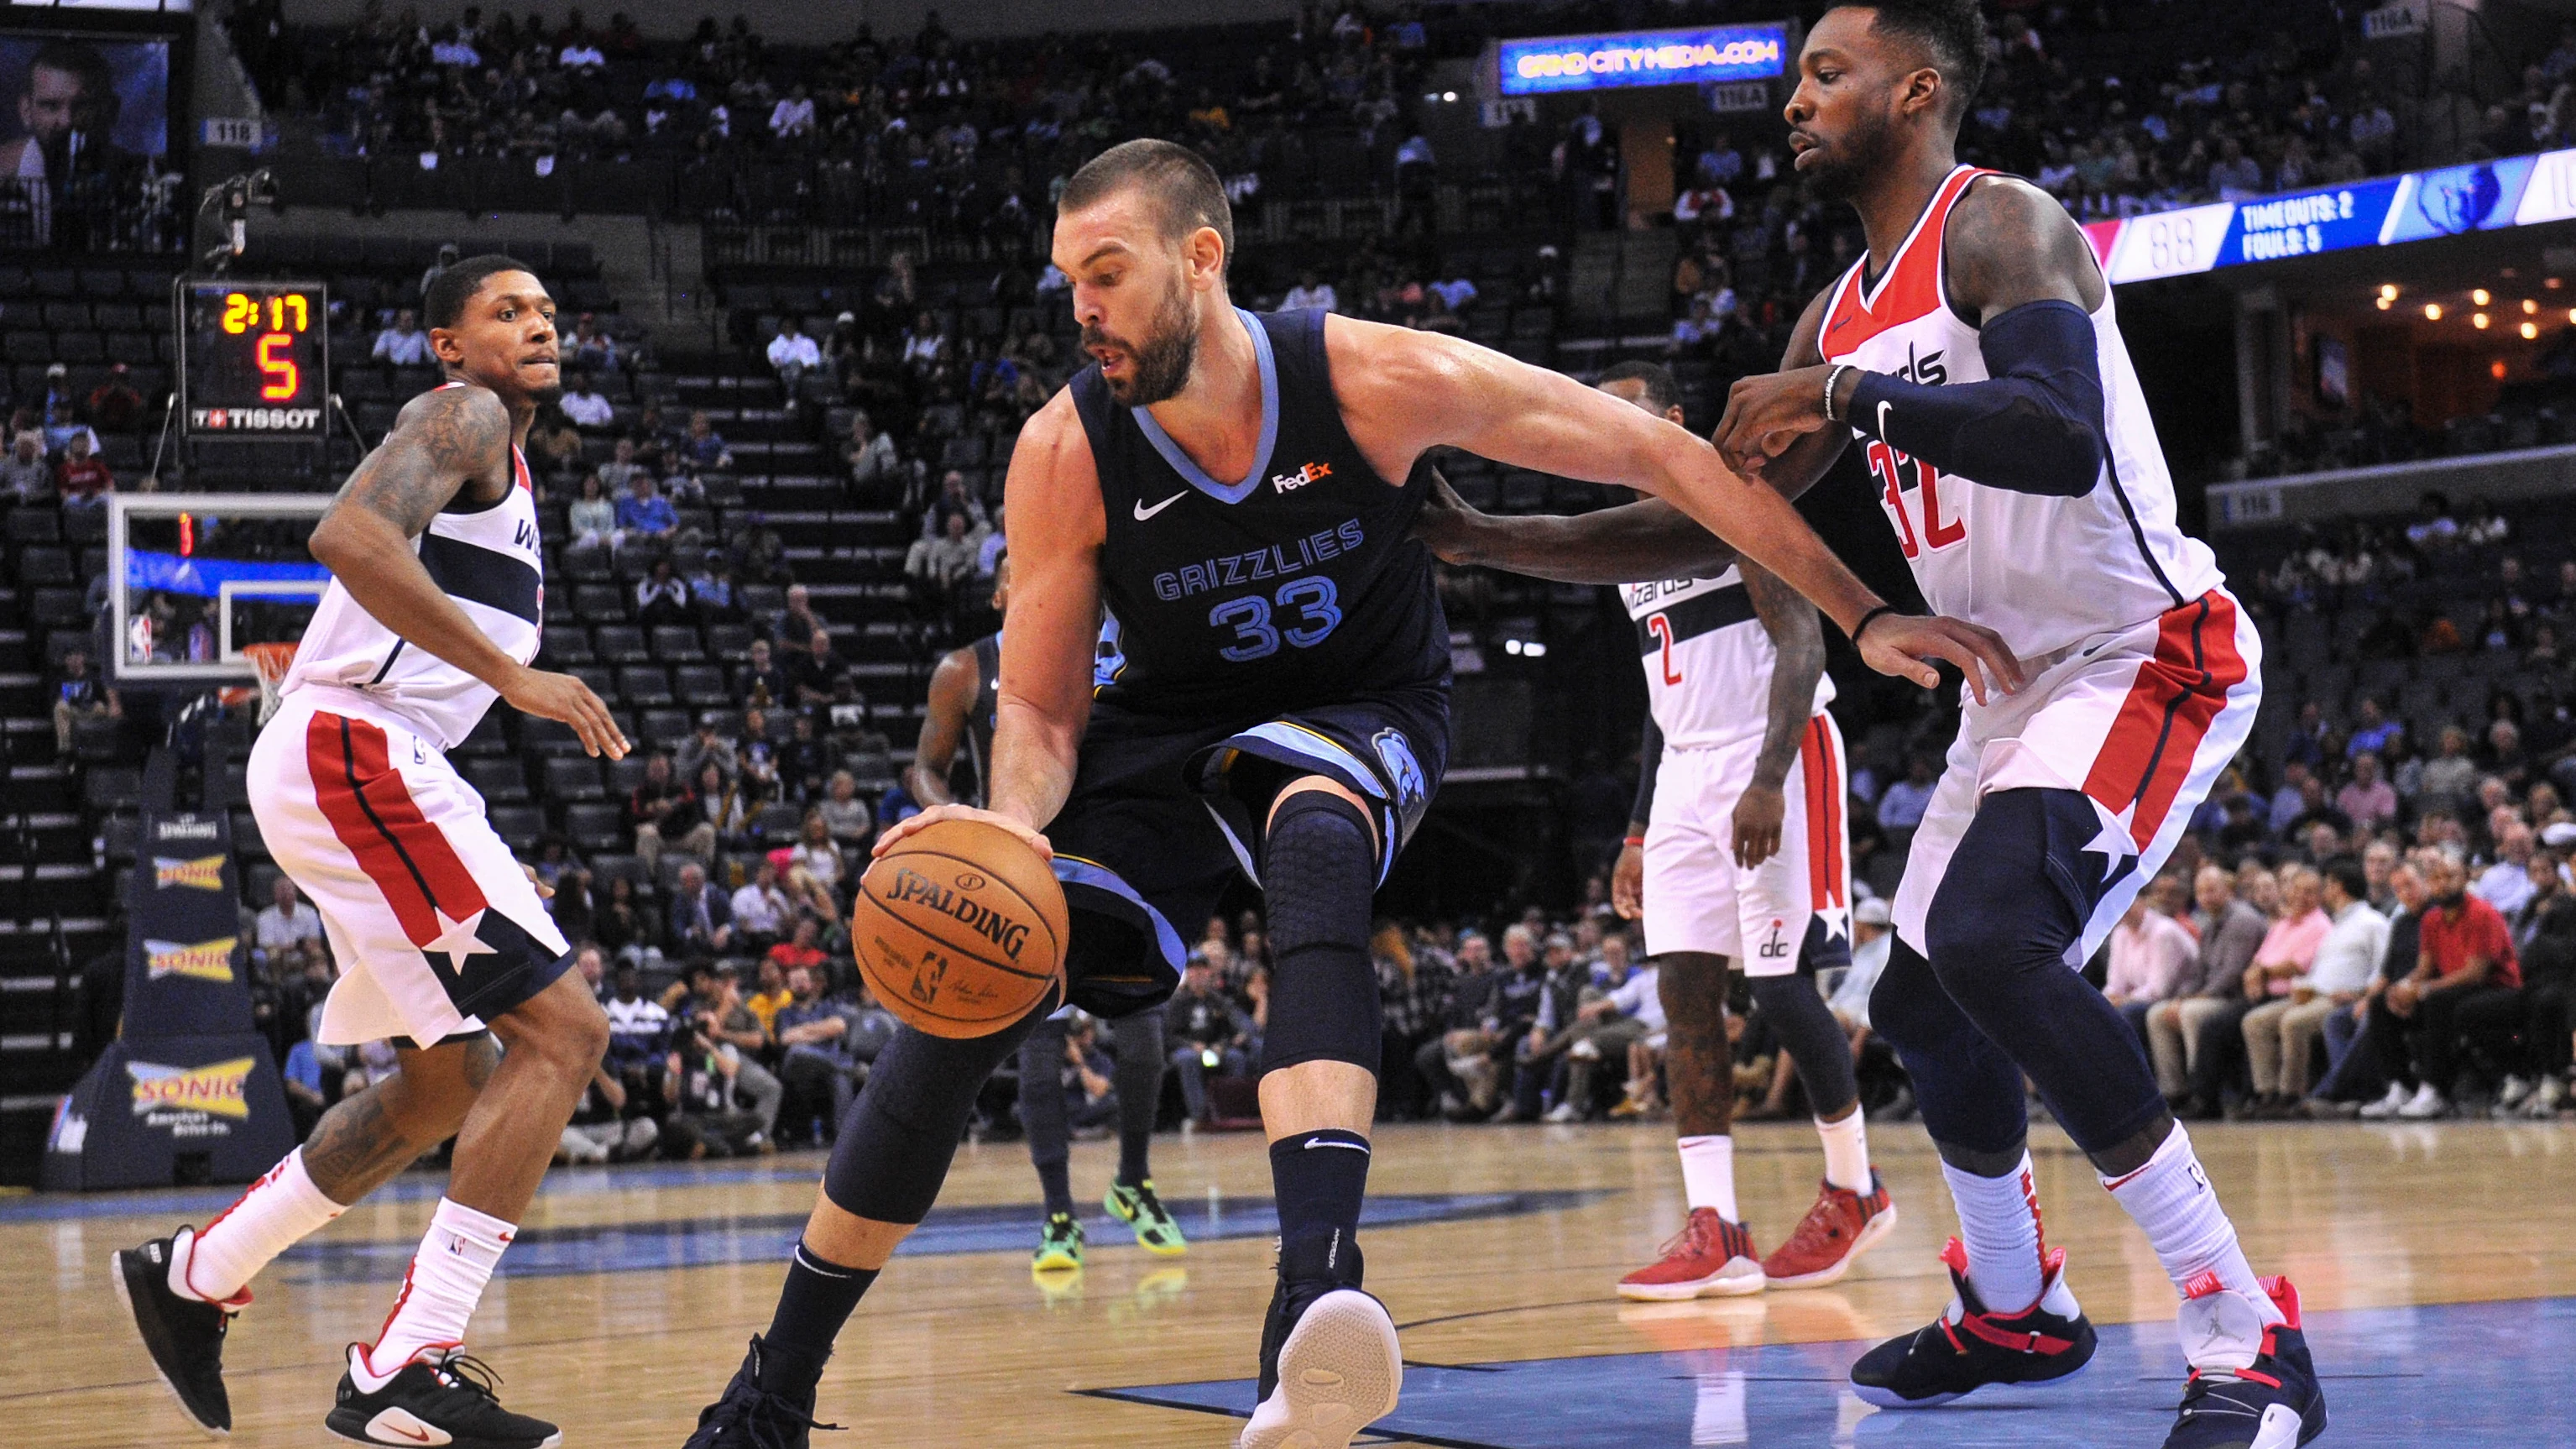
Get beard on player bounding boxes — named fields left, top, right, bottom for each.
left=1084, top=272, right=1197, bottom=408
left=1792, top=98, right=1902, bottom=203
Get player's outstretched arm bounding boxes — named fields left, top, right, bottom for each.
left=1335, top=319, right=2022, bottom=701
left=1714, top=178, right=2108, bottom=498
left=876, top=391, right=1103, bottom=861
left=901, top=646, right=979, bottom=808
left=1413, top=465, right=1737, bottom=584
left=310, top=384, right=626, bottom=757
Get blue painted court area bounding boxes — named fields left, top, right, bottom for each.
left=1094, top=1296, right=2576, bottom=1448
left=264, top=1190, right=1609, bottom=1284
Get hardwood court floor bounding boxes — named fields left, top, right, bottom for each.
left=7, top=1117, right=2574, bottom=1446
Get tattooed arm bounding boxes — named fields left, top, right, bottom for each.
left=1730, top=561, right=1828, bottom=869
left=308, top=384, right=626, bottom=757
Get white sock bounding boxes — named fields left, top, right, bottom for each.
left=355, top=1198, right=517, bottom=1389
left=1815, top=1111, right=1871, bottom=1193
left=172, top=1148, right=345, bottom=1304
left=2101, top=1125, right=2283, bottom=1330
left=1941, top=1153, right=2045, bottom=1314
left=1676, top=1134, right=1737, bottom=1220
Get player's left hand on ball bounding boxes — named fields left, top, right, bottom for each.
left=872, top=803, right=1054, bottom=862
left=1712, top=365, right=1835, bottom=478
left=1858, top=613, right=2025, bottom=704
left=1731, top=784, right=1786, bottom=869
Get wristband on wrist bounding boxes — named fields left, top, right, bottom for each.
left=1622, top=834, right=1646, bottom=848
left=1851, top=603, right=1901, bottom=646
left=1821, top=364, right=1857, bottom=425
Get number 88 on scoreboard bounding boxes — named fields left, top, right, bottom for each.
left=179, top=280, right=330, bottom=439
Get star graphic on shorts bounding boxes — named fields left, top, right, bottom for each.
left=2083, top=798, right=2142, bottom=868
left=424, top=908, right=498, bottom=974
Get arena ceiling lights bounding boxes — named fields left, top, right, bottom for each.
left=2085, top=147, right=2576, bottom=285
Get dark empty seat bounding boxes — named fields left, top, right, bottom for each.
left=8, top=510, right=59, bottom=544
left=593, top=625, right=649, bottom=662
left=674, top=665, right=731, bottom=708
left=462, top=757, right=528, bottom=803
left=14, top=547, right=71, bottom=585
left=542, top=756, right=604, bottom=801
left=564, top=801, right=626, bottom=853
left=617, top=665, right=672, bottom=706
left=637, top=708, right=692, bottom=745
left=649, top=625, right=704, bottom=662
left=453, top=715, right=509, bottom=756
left=706, top=623, right=755, bottom=658
left=572, top=583, right=626, bottom=620
left=569, top=664, right=619, bottom=698
left=541, top=625, right=594, bottom=664
left=488, top=805, right=546, bottom=850
left=605, top=754, right=652, bottom=797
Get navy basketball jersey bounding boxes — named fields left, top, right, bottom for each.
left=1070, top=307, right=1449, bottom=720
left=962, top=632, right=1001, bottom=807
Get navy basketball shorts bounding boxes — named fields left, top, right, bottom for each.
left=1044, top=688, right=1447, bottom=1018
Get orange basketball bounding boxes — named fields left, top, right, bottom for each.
left=851, top=818, right=1069, bottom=1038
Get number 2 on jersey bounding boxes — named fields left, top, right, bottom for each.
left=1645, top=613, right=1682, bottom=684
left=1864, top=439, right=1966, bottom=559
left=1210, top=577, right=1343, bottom=662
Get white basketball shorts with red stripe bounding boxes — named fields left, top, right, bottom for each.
left=248, top=686, right=572, bottom=1047
left=1643, top=709, right=1852, bottom=977
left=1890, top=588, right=2261, bottom=964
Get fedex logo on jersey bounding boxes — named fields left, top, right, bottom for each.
left=1272, top=460, right=1332, bottom=494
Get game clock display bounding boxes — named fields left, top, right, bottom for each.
left=178, top=280, right=330, bottom=439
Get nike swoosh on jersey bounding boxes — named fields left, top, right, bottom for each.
left=1876, top=400, right=1893, bottom=440
left=1133, top=491, right=1189, bottom=521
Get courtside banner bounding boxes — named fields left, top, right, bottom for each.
left=2084, top=148, right=2576, bottom=283
left=1496, top=23, right=1789, bottom=96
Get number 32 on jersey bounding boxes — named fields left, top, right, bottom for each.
left=1864, top=439, right=1966, bottom=560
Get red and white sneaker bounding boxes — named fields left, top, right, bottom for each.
left=1762, top=1172, right=1898, bottom=1289
left=1617, top=1207, right=1766, bottom=1300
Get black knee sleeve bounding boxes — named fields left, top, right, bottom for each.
left=1748, top=973, right=1858, bottom=1117
left=825, top=1002, right=1047, bottom=1223
left=1868, top=936, right=2030, bottom=1155
left=1257, top=789, right=1382, bottom=1077
left=1016, top=1012, right=1070, bottom=1171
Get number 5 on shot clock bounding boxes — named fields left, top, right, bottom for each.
left=176, top=279, right=330, bottom=439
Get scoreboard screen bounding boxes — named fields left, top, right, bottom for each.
left=180, top=281, right=330, bottom=440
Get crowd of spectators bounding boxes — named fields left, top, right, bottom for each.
left=4, top=362, right=138, bottom=509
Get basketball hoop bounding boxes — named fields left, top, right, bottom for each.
left=242, top=641, right=299, bottom=724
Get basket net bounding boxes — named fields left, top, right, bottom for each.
left=243, top=641, right=300, bottom=724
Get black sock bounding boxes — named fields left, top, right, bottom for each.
left=1269, top=1127, right=1371, bottom=1280
left=1111, top=1009, right=1165, bottom=1188
left=758, top=1239, right=879, bottom=1393
left=1035, top=1157, right=1075, bottom=1218
left=1116, top=1120, right=1152, bottom=1189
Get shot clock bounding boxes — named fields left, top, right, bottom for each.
left=178, top=280, right=331, bottom=439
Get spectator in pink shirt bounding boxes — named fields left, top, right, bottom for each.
left=2334, top=752, right=2398, bottom=835
left=2106, top=881, right=2200, bottom=1053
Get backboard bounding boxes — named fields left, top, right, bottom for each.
left=107, top=493, right=337, bottom=688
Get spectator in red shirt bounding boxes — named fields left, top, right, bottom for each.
left=55, top=431, right=113, bottom=508
left=2358, top=854, right=2526, bottom=1119
left=765, top=914, right=828, bottom=980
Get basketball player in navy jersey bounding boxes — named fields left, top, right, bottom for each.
left=110, top=258, right=627, bottom=1448
left=904, top=555, right=1189, bottom=1274
left=682, top=139, right=2014, bottom=1449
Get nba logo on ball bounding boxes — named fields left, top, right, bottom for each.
left=854, top=819, right=1069, bottom=1038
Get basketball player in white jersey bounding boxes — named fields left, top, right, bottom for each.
left=1686, top=4, right=2321, bottom=1444
left=1419, top=361, right=1895, bottom=1301
left=112, top=256, right=629, bottom=1449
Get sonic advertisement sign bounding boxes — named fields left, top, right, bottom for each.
left=1497, top=24, right=1790, bottom=97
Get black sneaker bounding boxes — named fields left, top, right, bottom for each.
left=1238, top=1232, right=1401, bottom=1449
left=326, top=1346, right=560, bottom=1448
left=1850, top=1238, right=2098, bottom=1408
left=682, top=1337, right=844, bottom=1449
left=112, top=1225, right=243, bottom=1437
left=2162, top=1275, right=2328, bottom=1449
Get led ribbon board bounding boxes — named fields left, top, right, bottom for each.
left=2082, top=148, right=2576, bottom=284
left=1496, top=24, right=1790, bottom=97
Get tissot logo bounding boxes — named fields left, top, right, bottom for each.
left=1272, top=460, right=1332, bottom=493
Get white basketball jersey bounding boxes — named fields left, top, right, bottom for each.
left=1818, top=166, right=2223, bottom=660
left=283, top=387, right=544, bottom=750
left=1623, top=568, right=1832, bottom=751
